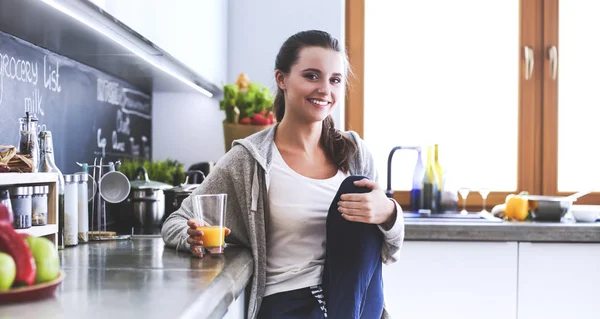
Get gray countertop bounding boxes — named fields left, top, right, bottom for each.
left=0, top=237, right=253, bottom=319
left=405, top=219, right=600, bottom=242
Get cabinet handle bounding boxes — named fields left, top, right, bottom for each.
left=548, top=45, right=558, bottom=80
left=524, top=46, right=534, bottom=80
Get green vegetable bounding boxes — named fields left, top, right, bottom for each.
left=220, top=75, right=274, bottom=124
left=118, top=158, right=185, bottom=186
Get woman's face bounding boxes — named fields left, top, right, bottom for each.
left=277, top=47, right=345, bottom=124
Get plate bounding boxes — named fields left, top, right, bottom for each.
left=0, top=271, right=65, bottom=304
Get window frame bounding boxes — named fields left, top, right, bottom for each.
left=344, top=0, right=564, bottom=210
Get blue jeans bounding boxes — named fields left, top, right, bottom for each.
left=258, top=175, right=384, bottom=319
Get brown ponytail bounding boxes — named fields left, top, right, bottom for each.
left=320, top=115, right=356, bottom=173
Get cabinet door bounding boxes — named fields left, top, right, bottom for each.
left=517, top=243, right=600, bottom=319
left=383, top=241, right=518, bottom=319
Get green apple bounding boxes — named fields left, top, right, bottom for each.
left=0, top=252, right=16, bottom=291
left=25, top=237, right=60, bottom=283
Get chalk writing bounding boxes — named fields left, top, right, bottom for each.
left=97, top=78, right=151, bottom=118
left=111, top=130, right=126, bottom=151
left=24, top=88, right=43, bottom=116
left=0, top=52, right=39, bottom=86
left=116, top=109, right=131, bottom=135
left=129, top=137, right=140, bottom=157
left=43, top=55, right=61, bottom=93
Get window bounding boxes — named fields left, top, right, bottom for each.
left=346, top=0, right=596, bottom=208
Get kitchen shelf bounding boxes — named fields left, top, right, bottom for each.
left=0, top=172, right=59, bottom=185
left=0, top=172, right=59, bottom=246
left=16, top=224, right=58, bottom=237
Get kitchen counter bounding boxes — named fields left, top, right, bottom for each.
left=0, top=237, right=253, bottom=319
left=405, top=219, right=600, bottom=242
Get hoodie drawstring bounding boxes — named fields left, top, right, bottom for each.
left=251, top=162, right=259, bottom=211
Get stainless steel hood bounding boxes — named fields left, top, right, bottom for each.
left=0, top=0, right=223, bottom=98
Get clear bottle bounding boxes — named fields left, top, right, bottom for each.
left=64, top=174, right=78, bottom=247
left=434, top=144, right=444, bottom=210
left=420, top=145, right=440, bottom=213
left=18, top=112, right=40, bottom=172
left=77, top=173, right=89, bottom=243
left=39, top=130, right=65, bottom=249
left=410, top=148, right=425, bottom=212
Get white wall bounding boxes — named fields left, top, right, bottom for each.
left=227, top=0, right=346, bottom=128
left=97, top=0, right=346, bottom=168
left=151, top=1, right=229, bottom=168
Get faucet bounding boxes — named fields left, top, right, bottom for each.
left=385, top=146, right=421, bottom=198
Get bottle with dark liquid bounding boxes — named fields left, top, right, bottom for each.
left=39, top=131, right=65, bottom=249
left=410, top=148, right=425, bottom=212
left=420, top=145, right=440, bottom=213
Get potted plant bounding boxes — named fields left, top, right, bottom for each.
left=219, top=73, right=276, bottom=152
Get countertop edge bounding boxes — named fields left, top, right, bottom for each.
left=181, top=248, right=254, bottom=319
left=405, top=222, right=600, bottom=243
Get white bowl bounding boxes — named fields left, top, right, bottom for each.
left=570, top=205, right=600, bottom=223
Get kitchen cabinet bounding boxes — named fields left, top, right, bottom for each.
left=383, top=241, right=518, bottom=319
left=517, top=242, right=600, bottom=319
left=222, top=290, right=245, bottom=319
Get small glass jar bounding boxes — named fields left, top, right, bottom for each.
left=0, top=189, right=14, bottom=225
left=9, top=186, right=33, bottom=229
left=64, top=174, right=79, bottom=246
left=32, top=185, right=49, bottom=226
left=76, top=173, right=89, bottom=243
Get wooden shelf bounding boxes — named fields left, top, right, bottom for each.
left=16, top=224, right=58, bottom=237
left=0, top=172, right=58, bottom=186
left=0, top=172, right=59, bottom=246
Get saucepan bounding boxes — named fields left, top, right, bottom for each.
left=526, top=191, right=591, bottom=222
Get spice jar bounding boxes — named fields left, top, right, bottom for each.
left=32, top=185, right=49, bottom=226
left=9, top=186, right=33, bottom=229
left=76, top=173, right=89, bottom=243
left=64, top=174, right=79, bottom=246
left=0, top=189, right=14, bottom=224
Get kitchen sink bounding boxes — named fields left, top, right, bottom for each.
left=403, top=211, right=504, bottom=223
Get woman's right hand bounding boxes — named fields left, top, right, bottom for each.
left=186, top=219, right=231, bottom=257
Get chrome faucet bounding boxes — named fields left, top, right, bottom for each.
left=385, top=146, right=421, bottom=198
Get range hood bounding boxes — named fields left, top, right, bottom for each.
left=0, top=0, right=222, bottom=98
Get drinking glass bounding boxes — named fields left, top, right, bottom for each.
left=479, top=188, right=491, bottom=212
left=458, top=187, right=470, bottom=215
left=191, top=194, right=227, bottom=254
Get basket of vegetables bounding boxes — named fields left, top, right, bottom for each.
left=220, top=73, right=275, bottom=152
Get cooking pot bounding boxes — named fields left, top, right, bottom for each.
left=130, top=167, right=172, bottom=234
left=163, top=170, right=205, bottom=225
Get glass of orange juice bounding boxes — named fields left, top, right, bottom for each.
left=190, top=194, right=227, bottom=254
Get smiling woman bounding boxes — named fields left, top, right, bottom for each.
left=162, top=30, right=404, bottom=319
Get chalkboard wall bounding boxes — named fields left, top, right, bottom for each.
left=0, top=30, right=152, bottom=174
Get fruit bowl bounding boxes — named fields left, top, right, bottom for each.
left=0, top=271, right=64, bottom=304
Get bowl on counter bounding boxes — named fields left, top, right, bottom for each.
left=570, top=205, right=600, bottom=223
left=527, top=196, right=572, bottom=222
left=526, top=191, right=591, bottom=222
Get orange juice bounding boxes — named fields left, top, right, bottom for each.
left=198, top=226, right=226, bottom=247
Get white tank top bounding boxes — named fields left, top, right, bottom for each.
left=265, top=143, right=349, bottom=297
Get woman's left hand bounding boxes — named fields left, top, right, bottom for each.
left=337, top=179, right=397, bottom=225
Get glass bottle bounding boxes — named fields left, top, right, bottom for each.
left=420, top=145, right=440, bottom=213
left=64, top=174, right=78, bottom=247
left=410, top=148, right=425, bottom=212
left=18, top=112, right=40, bottom=172
left=39, top=130, right=65, bottom=249
left=434, top=144, right=444, bottom=210
left=77, top=173, right=89, bottom=243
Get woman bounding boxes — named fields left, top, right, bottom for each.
left=162, top=30, right=404, bottom=319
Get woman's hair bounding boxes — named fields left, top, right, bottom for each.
left=274, top=30, right=357, bottom=173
